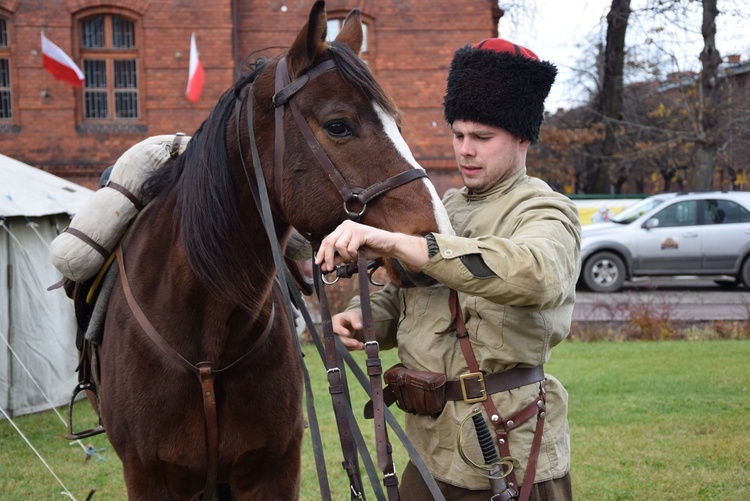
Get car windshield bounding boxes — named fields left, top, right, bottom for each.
left=611, top=197, right=666, bottom=224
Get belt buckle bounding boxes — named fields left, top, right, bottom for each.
left=459, top=372, right=487, bottom=403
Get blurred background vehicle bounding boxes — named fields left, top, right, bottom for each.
left=578, top=191, right=750, bottom=292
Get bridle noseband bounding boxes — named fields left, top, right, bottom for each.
left=268, top=56, right=428, bottom=222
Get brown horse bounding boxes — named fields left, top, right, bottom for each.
left=97, top=2, right=450, bottom=499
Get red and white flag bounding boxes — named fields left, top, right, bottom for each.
left=186, top=33, right=205, bottom=103
left=41, top=31, right=85, bottom=87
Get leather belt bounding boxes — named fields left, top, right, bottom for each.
left=367, top=365, right=545, bottom=418
left=445, top=365, right=545, bottom=403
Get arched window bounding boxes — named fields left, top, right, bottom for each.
left=0, top=16, right=11, bottom=119
left=80, top=14, right=138, bottom=120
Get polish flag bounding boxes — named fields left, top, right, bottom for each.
left=41, top=31, right=85, bottom=87
left=186, top=33, right=205, bottom=103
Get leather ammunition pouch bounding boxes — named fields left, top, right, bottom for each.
left=382, top=363, right=447, bottom=417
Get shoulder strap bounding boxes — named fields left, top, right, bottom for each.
left=448, top=289, right=547, bottom=501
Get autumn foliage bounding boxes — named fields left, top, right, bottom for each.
left=531, top=67, right=750, bottom=195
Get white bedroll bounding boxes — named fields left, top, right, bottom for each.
left=51, top=133, right=190, bottom=282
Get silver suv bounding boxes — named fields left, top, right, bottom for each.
left=579, top=191, right=750, bottom=292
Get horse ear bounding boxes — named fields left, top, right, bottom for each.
left=287, top=0, right=328, bottom=79
left=334, top=9, right=363, bottom=55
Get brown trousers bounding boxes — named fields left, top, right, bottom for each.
left=399, top=461, right=573, bottom=501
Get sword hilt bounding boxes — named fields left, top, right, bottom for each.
left=472, top=413, right=500, bottom=464
left=471, top=413, right=518, bottom=501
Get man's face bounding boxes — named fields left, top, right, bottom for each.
left=451, top=120, right=528, bottom=194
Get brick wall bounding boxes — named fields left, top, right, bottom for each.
left=1, top=0, right=497, bottom=193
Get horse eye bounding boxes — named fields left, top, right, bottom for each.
left=325, top=121, right=353, bottom=138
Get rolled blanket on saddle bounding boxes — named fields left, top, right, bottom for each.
left=51, top=133, right=190, bottom=282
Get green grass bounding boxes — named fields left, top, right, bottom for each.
left=2, top=340, right=749, bottom=500
left=553, top=340, right=750, bottom=501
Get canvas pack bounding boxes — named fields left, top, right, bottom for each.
left=51, top=134, right=190, bottom=282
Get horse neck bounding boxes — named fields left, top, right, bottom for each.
left=123, top=192, right=282, bottom=362
left=147, top=188, right=278, bottom=298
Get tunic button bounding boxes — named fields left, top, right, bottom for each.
left=444, top=249, right=453, bottom=257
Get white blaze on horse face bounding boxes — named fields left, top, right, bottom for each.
left=374, top=103, right=454, bottom=236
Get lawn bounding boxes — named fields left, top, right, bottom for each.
left=1, top=340, right=748, bottom=500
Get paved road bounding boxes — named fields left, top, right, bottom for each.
left=574, top=277, right=750, bottom=321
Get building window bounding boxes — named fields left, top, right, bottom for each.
left=80, top=14, right=138, bottom=120
left=0, top=17, right=11, bottom=119
left=326, top=18, right=368, bottom=55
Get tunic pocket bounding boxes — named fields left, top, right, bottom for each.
left=398, top=285, right=446, bottom=339
left=469, top=296, right=506, bottom=350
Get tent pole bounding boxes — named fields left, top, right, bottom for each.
left=1, top=219, right=12, bottom=416
left=6, top=219, right=14, bottom=417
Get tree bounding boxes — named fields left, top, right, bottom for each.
left=590, top=0, right=632, bottom=194
left=551, top=0, right=749, bottom=194
left=690, top=0, right=723, bottom=190
left=530, top=117, right=603, bottom=194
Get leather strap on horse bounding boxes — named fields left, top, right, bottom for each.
left=115, top=245, right=275, bottom=500
left=64, top=227, right=109, bottom=260
left=311, top=254, right=452, bottom=501
left=358, top=252, right=400, bottom=500
left=273, top=59, right=289, bottom=208
left=198, top=362, right=219, bottom=499
left=236, top=78, right=334, bottom=501
left=106, top=182, right=144, bottom=211
left=313, top=264, right=368, bottom=500
left=448, top=289, right=547, bottom=501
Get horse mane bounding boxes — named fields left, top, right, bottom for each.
left=141, top=61, right=269, bottom=311
left=328, top=41, right=401, bottom=121
left=140, top=43, right=399, bottom=310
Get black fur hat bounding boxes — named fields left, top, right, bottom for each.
left=443, top=39, right=557, bottom=143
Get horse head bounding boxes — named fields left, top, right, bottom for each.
left=253, top=1, right=452, bottom=286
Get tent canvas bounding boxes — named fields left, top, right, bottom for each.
left=1, top=153, right=94, bottom=417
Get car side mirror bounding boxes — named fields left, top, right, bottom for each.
left=644, top=218, right=659, bottom=229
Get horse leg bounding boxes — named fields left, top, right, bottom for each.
left=229, top=432, right=304, bottom=500
left=119, top=456, right=176, bottom=500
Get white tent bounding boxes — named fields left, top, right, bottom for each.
left=1, top=153, right=94, bottom=417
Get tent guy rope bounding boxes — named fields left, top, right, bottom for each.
left=0, top=404, right=78, bottom=500
left=0, top=326, right=87, bottom=453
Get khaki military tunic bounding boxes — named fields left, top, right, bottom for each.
left=349, top=168, right=581, bottom=490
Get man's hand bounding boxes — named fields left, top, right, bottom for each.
left=315, top=220, right=429, bottom=272
left=332, top=310, right=365, bottom=351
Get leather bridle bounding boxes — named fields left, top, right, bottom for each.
left=270, top=56, right=428, bottom=222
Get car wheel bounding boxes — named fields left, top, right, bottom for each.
left=582, top=252, right=626, bottom=293
left=741, top=258, right=750, bottom=289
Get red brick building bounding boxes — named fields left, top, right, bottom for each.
left=0, top=0, right=503, bottom=194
